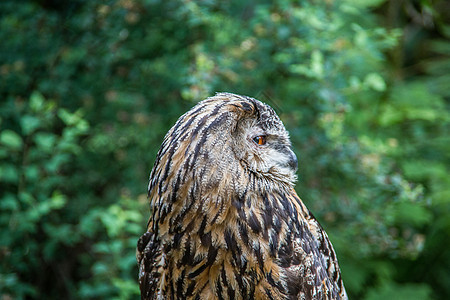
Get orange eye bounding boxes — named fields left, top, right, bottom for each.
left=253, top=135, right=266, bottom=145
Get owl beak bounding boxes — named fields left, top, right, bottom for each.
left=287, top=149, right=298, bottom=172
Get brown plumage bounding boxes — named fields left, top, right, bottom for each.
left=137, top=93, right=347, bottom=299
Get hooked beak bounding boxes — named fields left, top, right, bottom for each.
left=287, top=149, right=298, bottom=172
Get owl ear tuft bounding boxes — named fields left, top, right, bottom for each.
left=229, top=101, right=257, bottom=116
left=238, top=101, right=254, bottom=113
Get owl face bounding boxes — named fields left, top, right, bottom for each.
left=148, top=93, right=298, bottom=202
left=230, top=96, right=298, bottom=187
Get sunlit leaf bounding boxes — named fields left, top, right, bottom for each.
left=0, top=130, right=23, bottom=150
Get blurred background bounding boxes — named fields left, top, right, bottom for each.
left=0, top=0, right=449, bottom=299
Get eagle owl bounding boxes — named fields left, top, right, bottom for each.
left=137, top=93, right=347, bottom=299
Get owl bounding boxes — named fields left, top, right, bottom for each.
left=137, top=93, right=347, bottom=299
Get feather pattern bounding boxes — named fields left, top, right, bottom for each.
left=137, top=93, right=347, bottom=299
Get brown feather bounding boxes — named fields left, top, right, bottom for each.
left=137, top=93, right=347, bottom=299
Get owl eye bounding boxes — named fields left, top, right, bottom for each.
left=253, top=135, right=267, bottom=145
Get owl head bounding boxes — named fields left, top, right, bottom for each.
left=148, top=93, right=297, bottom=203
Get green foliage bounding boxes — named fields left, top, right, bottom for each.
left=0, top=91, right=145, bottom=298
left=1, top=0, right=449, bottom=299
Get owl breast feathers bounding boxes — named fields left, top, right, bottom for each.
left=137, top=93, right=347, bottom=299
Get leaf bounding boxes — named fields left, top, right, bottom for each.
left=50, top=191, right=67, bottom=209
left=0, top=193, right=18, bottom=210
left=21, top=115, right=41, bottom=135
left=30, top=91, right=45, bottom=112
left=364, top=73, right=386, bottom=92
left=0, top=130, right=23, bottom=150
left=34, top=132, right=56, bottom=152
left=0, top=163, right=19, bottom=183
